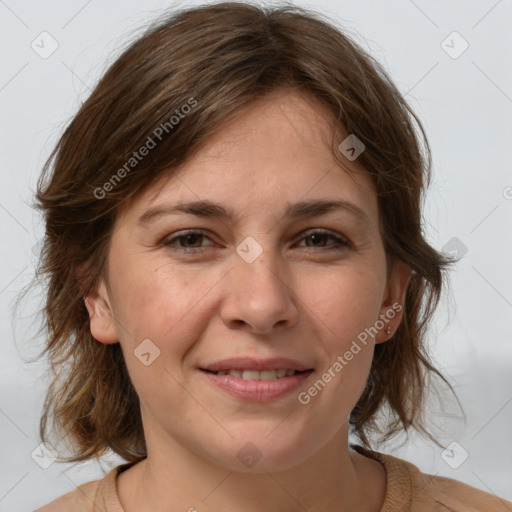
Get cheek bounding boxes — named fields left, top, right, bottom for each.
left=112, top=260, right=225, bottom=382
left=114, top=260, right=204, bottom=336
left=299, top=264, right=384, bottom=404
left=111, top=262, right=207, bottom=407
left=304, top=263, right=385, bottom=341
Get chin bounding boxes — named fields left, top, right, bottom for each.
left=205, top=425, right=313, bottom=473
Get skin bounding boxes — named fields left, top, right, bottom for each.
left=84, top=89, right=411, bottom=512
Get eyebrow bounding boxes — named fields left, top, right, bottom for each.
left=137, top=199, right=371, bottom=227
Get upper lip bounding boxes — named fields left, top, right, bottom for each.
left=199, top=357, right=313, bottom=372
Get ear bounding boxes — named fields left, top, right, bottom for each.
left=81, top=275, right=119, bottom=345
left=374, top=259, right=411, bottom=344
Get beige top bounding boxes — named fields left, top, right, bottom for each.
left=34, top=445, right=512, bottom=511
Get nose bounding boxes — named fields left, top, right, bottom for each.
left=220, top=249, right=299, bottom=335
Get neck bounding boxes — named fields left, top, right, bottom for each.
left=118, top=424, right=386, bottom=512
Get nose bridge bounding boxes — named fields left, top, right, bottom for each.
left=235, top=236, right=288, bottom=302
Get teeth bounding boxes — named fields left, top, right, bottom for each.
left=214, top=369, right=298, bottom=380
left=242, top=370, right=261, bottom=380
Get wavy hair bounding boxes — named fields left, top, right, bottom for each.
left=19, top=1, right=461, bottom=463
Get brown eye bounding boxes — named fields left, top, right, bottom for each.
left=299, top=230, right=350, bottom=250
left=178, top=233, right=203, bottom=248
left=163, top=230, right=213, bottom=252
left=162, top=229, right=350, bottom=254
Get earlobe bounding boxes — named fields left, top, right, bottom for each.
left=375, top=259, right=412, bottom=344
left=83, top=280, right=119, bottom=345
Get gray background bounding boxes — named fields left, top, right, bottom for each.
left=1, top=0, right=511, bottom=510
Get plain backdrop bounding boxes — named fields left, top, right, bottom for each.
left=0, top=0, right=511, bottom=510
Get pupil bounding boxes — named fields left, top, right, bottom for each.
left=186, top=234, right=200, bottom=246
left=309, top=234, right=323, bottom=246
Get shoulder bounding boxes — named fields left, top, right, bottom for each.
left=33, top=478, right=102, bottom=512
left=417, top=472, right=512, bottom=512
left=32, top=462, right=130, bottom=512
left=352, top=444, right=512, bottom=512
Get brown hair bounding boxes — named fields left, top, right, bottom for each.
left=21, top=0, right=462, bottom=463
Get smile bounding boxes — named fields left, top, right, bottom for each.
left=206, top=369, right=300, bottom=380
left=199, top=368, right=314, bottom=401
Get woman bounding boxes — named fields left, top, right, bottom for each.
left=31, top=2, right=512, bottom=510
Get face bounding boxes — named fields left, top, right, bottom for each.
left=85, top=90, right=410, bottom=473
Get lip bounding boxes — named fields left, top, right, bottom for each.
left=200, top=368, right=314, bottom=402
left=199, top=357, right=313, bottom=372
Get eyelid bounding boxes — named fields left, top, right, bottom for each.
left=162, top=228, right=351, bottom=252
left=295, top=228, right=350, bottom=248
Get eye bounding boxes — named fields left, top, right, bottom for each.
left=162, top=230, right=214, bottom=252
left=297, top=229, right=350, bottom=250
left=162, top=229, right=350, bottom=253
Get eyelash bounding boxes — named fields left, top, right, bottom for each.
left=162, top=229, right=350, bottom=253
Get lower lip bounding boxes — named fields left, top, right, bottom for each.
left=200, top=369, right=314, bottom=402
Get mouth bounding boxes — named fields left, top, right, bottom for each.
left=200, top=368, right=310, bottom=380
left=199, top=357, right=313, bottom=374
left=198, top=358, right=315, bottom=401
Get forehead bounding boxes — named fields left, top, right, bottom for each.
left=118, top=90, right=377, bottom=227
